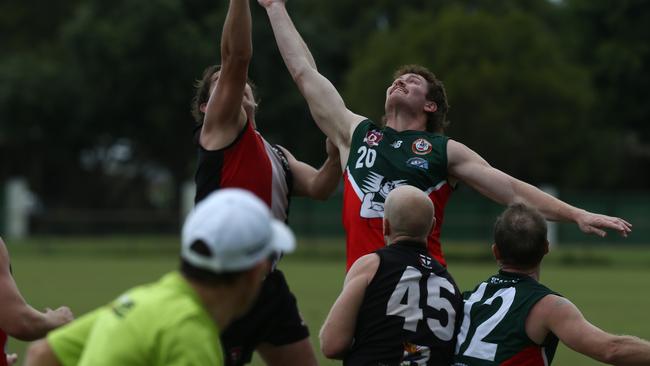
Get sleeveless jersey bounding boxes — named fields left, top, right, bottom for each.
left=343, top=120, right=453, bottom=270
left=194, top=121, right=292, bottom=221
left=453, top=271, right=560, bottom=366
left=1, top=330, right=7, bottom=366
left=345, top=241, right=463, bottom=366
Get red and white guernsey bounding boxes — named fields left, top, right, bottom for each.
left=344, top=119, right=453, bottom=270
left=194, top=121, right=292, bottom=221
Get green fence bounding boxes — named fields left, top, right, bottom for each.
left=290, top=187, right=650, bottom=245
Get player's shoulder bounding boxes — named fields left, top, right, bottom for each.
left=348, top=253, right=380, bottom=283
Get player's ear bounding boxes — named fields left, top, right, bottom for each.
left=424, top=101, right=437, bottom=113
left=383, top=218, right=391, bottom=238
left=544, top=240, right=550, bottom=255
left=491, top=244, right=500, bottom=261
left=199, top=103, right=208, bottom=114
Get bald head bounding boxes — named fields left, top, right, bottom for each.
left=383, top=186, right=435, bottom=244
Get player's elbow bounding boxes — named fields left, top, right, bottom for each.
left=289, top=62, right=314, bottom=87
left=320, top=339, right=347, bottom=360
left=599, top=336, right=636, bottom=364
left=320, top=331, right=350, bottom=359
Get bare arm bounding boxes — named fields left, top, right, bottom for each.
left=258, top=0, right=365, bottom=160
left=200, top=0, right=252, bottom=150
left=447, top=140, right=632, bottom=237
left=278, top=139, right=342, bottom=200
left=320, top=254, right=379, bottom=359
left=530, top=295, right=650, bottom=365
left=0, top=238, right=73, bottom=341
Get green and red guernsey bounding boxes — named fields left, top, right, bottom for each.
left=343, top=120, right=453, bottom=270
left=453, top=271, right=560, bottom=366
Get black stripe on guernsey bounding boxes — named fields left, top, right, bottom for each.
left=193, top=122, right=250, bottom=204
left=194, top=149, right=223, bottom=204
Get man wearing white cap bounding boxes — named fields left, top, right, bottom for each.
left=24, top=188, right=295, bottom=366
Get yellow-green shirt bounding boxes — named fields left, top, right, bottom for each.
left=67, top=272, right=221, bottom=366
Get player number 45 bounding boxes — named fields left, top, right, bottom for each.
left=386, top=266, right=456, bottom=341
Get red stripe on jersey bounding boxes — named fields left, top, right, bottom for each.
left=342, top=174, right=452, bottom=270
left=0, top=330, right=7, bottom=366
left=501, top=345, right=548, bottom=366
left=220, top=122, right=273, bottom=209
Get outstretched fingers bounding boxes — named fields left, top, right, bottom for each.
left=581, top=214, right=632, bottom=238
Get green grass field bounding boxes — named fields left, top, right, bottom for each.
left=5, top=236, right=650, bottom=365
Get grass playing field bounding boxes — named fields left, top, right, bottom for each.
left=6, top=236, right=650, bottom=365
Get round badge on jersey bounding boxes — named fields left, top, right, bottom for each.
left=364, top=130, right=384, bottom=147
left=412, top=138, right=432, bottom=155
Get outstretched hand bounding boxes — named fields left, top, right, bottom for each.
left=257, top=0, right=286, bottom=9
left=576, top=211, right=632, bottom=238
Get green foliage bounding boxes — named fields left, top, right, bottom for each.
left=563, top=0, right=650, bottom=189
left=344, top=5, right=627, bottom=188
left=0, top=0, right=648, bottom=215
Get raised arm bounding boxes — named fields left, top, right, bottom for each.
left=278, top=139, right=342, bottom=200
left=258, top=0, right=365, bottom=160
left=200, top=0, right=252, bottom=150
left=319, top=253, right=379, bottom=359
left=531, top=295, right=650, bottom=365
left=0, top=238, right=73, bottom=341
left=447, top=140, right=632, bottom=237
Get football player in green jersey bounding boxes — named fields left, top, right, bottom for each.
left=454, top=204, right=650, bottom=365
left=257, top=0, right=632, bottom=271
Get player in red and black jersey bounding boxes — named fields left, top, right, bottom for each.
left=190, top=1, right=341, bottom=366
left=259, top=0, right=632, bottom=271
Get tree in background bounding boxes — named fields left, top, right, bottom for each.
left=343, top=3, right=626, bottom=189
left=563, top=0, right=650, bottom=190
left=0, top=0, right=648, bottom=231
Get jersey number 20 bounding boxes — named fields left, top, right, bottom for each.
left=355, top=146, right=377, bottom=169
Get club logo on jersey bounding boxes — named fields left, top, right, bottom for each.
left=412, top=138, right=432, bottom=155
left=401, top=342, right=431, bottom=365
left=390, top=140, right=403, bottom=149
left=112, top=295, right=135, bottom=318
left=364, top=130, right=384, bottom=147
left=418, top=254, right=433, bottom=270
left=406, top=157, right=429, bottom=170
left=359, top=172, right=407, bottom=218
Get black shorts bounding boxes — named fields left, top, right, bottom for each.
left=220, top=269, right=309, bottom=366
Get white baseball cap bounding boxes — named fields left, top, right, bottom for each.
left=181, top=188, right=295, bottom=273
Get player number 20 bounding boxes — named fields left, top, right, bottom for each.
left=386, top=266, right=457, bottom=341
left=355, top=146, right=377, bottom=169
